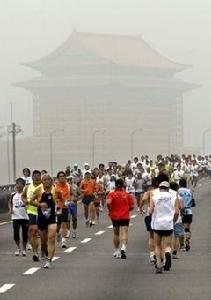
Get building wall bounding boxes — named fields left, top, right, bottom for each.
left=26, top=84, right=182, bottom=173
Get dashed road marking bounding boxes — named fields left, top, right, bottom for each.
left=0, top=284, right=15, bottom=293
left=81, top=238, right=92, bottom=244
left=95, top=230, right=105, bottom=236
left=130, top=214, right=137, bottom=219
left=129, top=223, right=133, bottom=227
left=107, top=225, right=113, bottom=229
left=64, top=247, right=77, bottom=253
left=52, top=256, right=60, bottom=261
left=23, top=267, right=41, bottom=275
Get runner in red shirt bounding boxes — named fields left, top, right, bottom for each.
left=106, top=178, right=134, bottom=259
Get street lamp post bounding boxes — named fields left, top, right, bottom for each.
left=49, top=128, right=64, bottom=176
left=202, top=128, right=211, bottom=156
left=92, top=129, right=106, bottom=168
left=7, top=123, right=23, bottom=183
left=130, top=129, right=143, bottom=160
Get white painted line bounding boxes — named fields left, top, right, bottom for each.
left=52, top=256, right=60, bottom=261
left=130, top=214, right=137, bottom=219
left=95, top=230, right=105, bottom=236
left=107, top=225, right=113, bottom=229
left=23, top=267, right=41, bottom=275
left=129, top=223, right=133, bottom=227
left=64, top=247, right=77, bottom=253
left=80, top=238, right=92, bottom=244
left=0, top=221, right=12, bottom=226
left=0, top=284, right=15, bottom=293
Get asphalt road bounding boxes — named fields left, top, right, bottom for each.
left=0, top=181, right=211, bottom=300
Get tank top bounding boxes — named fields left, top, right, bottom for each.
left=151, top=189, right=177, bottom=231
left=26, top=183, right=42, bottom=215
left=37, top=187, right=56, bottom=222
left=11, top=192, right=29, bottom=220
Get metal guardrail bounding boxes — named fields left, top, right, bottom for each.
left=0, top=184, right=15, bottom=193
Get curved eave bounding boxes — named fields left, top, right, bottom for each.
left=13, top=77, right=200, bottom=93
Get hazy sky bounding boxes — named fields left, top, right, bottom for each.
left=0, top=0, right=211, bottom=150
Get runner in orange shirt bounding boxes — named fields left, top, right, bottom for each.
left=55, top=171, right=71, bottom=248
left=80, top=172, right=96, bottom=227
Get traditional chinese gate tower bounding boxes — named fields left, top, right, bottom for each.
left=16, top=31, right=195, bottom=171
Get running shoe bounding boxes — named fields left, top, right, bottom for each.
left=149, top=253, right=156, bottom=264
left=185, top=240, right=190, bottom=252
left=155, top=266, right=163, bottom=274
left=113, top=250, right=121, bottom=259
left=33, top=253, right=39, bottom=262
left=61, top=239, right=67, bottom=248
left=43, top=259, right=52, bottom=269
left=66, top=230, right=70, bottom=238
left=26, top=243, right=32, bottom=251
left=121, top=249, right=127, bottom=259
left=72, top=231, right=77, bottom=239
left=56, top=233, right=62, bottom=243
left=22, top=250, right=26, bottom=257
left=15, top=249, right=20, bottom=256
left=164, top=252, right=171, bottom=271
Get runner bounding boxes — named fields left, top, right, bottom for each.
left=178, top=178, right=194, bottom=251
left=106, top=178, right=134, bottom=259
left=66, top=176, right=79, bottom=238
left=8, top=178, right=29, bottom=256
left=170, top=182, right=184, bottom=259
left=31, top=174, right=61, bottom=268
left=22, top=170, right=42, bottom=261
left=55, top=171, right=71, bottom=248
left=149, top=181, right=179, bottom=273
left=80, top=172, right=96, bottom=226
left=140, top=177, right=159, bottom=263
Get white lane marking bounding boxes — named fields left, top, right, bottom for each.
left=0, top=284, right=15, bottom=293
left=23, top=267, right=41, bottom=275
left=64, top=247, right=77, bottom=253
left=52, top=256, right=60, bottom=261
left=107, top=225, right=113, bottom=229
left=80, top=238, right=92, bottom=244
left=129, top=223, right=133, bottom=227
left=130, top=214, right=137, bottom=219
left=0, top=221, right=12, bottom=226
left=95, top=230, right=105, bottom=236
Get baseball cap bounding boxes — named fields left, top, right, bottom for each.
left=159, top=181, right=170, bottom=188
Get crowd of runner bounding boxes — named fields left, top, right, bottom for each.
left=8, top=154, right=210, bottom=273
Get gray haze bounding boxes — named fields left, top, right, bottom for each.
left=0, top=0, right=211, bottom=181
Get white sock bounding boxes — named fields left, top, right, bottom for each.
left=121, top=244, right=126, bottom=251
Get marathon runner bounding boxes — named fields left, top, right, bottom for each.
left=8, top=178, right=29, bottom=256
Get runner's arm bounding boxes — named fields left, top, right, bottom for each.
left=173, top=196, right=180, bottom=223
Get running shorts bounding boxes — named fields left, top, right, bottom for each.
left=82, top=195, right=95, bottom=205
left=37, top=219, right=56, bottom=231
left=28, top=214, right=37, bottom=226
left=182, top=214, right=192, bottom=224
left=174, top=223, right=184, bottom=237
left=153, top=230, right=173, bottom=237
left=68, top=204, right=77, bottom=219
left=112, top=219, right=130, bottom=227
